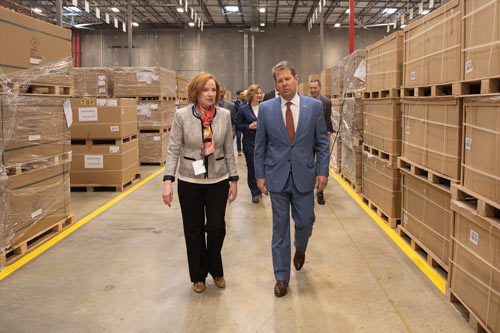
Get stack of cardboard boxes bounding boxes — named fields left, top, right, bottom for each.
left=340, top=50, right=366, bottom=192
left=362, top=31, right=404, bottom=227
left=320, top=68, right=332, bottom=98
left=0, top=59, right=74, bottom=267
left=114, top=67, right=176, bottom=165
left=70, top=67, right=139, bottom=191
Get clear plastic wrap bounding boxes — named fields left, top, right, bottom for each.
left=341, top=97, right=364, bottom=148
left=343, top=49, right=366, bottom=93
left=331, top=63, right=343, bottom=95
left=330, top=98, right=343, bottom=172
left=139, top=131, right=170, bottom=164
left=0, top=58, right=73, bottom=264
left=137, top=100, right=176, bottom=129
left=74, top=67, right=114, bottom=97
left=113, top=67, right=176, bottom=98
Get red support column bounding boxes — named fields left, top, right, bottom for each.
left=349, top=0, right=354, bottom=54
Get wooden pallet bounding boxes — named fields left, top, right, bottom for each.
left=331, top=93, right=343, bottom=99
left=451, top=185, right=500, bottom=221
left=138, top=128, right=170, bottom=134
left=5, top=152, right=72, bottom=176
left=137, top=96, right=176, bottom=101
left=344, top=91, right=363, bottom=98
left=397, top=157, right=459, bottom=192
left=401, top=83, right=454, bottom=97
left=362, top=195, right=400, bottom=228
left=452, top=75, right=500, bottom=96
left=5, top=82, right=73, bottom=96
left=0, top=214, right=75, bottom=266
left=140, top=161, right=166, bottom=166
left=363, top=144, right=398, bottom=166
left=71, top=134, right=138, bottom=146
left=71, top=173, right=141, bottom=192
left=340, top=172, right=362, bottom=193
left=448, top=289, right=491, bottom=333
left=397, top=225, right=449, bottom=276
left=362, top=88, right=400, bottom=99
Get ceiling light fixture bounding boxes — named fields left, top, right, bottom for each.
left=189, top=22, right=195, bottom=26
left=345, top=8, right=350, bottom=14
left=64, top=6, right=81, bottom=12
left=132, top=22, right=139, bottom=27
left=401, top=24, right=407, bottom=28
left=32, top=8, right=42, bottom=14
left=111, top=7, right=119, bottom=13
left=422, top=10, right=430, bottom=15
left=224, top=5, right=239, bottom=13
left=382, top=8, right=397, bottom=15
left=260, top=22, right=265, bottom=26
left=334, top=23, right=341, bottom=27
left=259, top=7, right=265, bottom=13
left=177, top=7, right=184, bottom=12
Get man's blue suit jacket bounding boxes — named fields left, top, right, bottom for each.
left=254, top=95, right=330, bottom=193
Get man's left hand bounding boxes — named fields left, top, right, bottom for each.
left=315, top=175, right=328, bottom=192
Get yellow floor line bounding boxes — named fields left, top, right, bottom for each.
left=329, top=169, right=447, bottom=295
left=0, top=167, right=165, bottom=281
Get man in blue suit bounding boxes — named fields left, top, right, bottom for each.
left=254, top=61, right=330, bottom=297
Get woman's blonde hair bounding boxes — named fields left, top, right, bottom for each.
left=246, top=84, right=262, bottom=103
left=188, top=72, right=221, bottom=105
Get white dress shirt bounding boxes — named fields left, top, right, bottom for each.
left=252, top=104, right=259, bottom=118
left=280, top=93, right=300, bottom=132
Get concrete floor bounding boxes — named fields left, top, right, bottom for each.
left=0, top=157, right=471, bottom=332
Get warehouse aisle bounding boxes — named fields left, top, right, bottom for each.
left=0, top=157, right=470, bottom=332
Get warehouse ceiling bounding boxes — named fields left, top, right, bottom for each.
left=2, top=0, right=444, bottom=30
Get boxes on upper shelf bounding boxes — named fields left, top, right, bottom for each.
left=320, top=68, right=332, bottom=97
left=74, top=67, right=113, bottom=97
left=137, top=100, right=176, bottom=129
left=331, top=63, right=343, bottom=96
left=343, top=50, right=367, bottom=94
left=113, top=67, right=176, bottom=97
left=176, top=73, right=188, bottom=100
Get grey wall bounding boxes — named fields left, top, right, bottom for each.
left=81, top=25, right=387, bottom=94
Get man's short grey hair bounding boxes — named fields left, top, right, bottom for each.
left=272, top=61, right=297, bottom=81
left=309, top=79, right=321, bottom=88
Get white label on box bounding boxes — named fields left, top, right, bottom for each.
left=364, top=165, right=368, bottom=173
left=29, top=135, right=41, bottom=141
left=107, top=99, right=118, bottom=107
left=96, top=99, right=107, bottom=106
left=137, top=104, right=150, bottom=115
left=176, top=100, right=180, bottom=106
left=110, top=125, right=119, bottom=132
left=405, top=125, right=410, bottom=134
left=30, top=57, right=42, bottom=65
left=365, top=119, right=368, bottom=126
left=465, top=138, right=472, bottom=150
left=153, top=136, right=161, bottom=142
left=404, top=215, right=408, bottom=224
left=97, top=80, right=106, bottom=86
left=78, top=107, right=98, bottom=121
left=470, top=229, right=479, bottom=246
left=466, top=60, right=473, bottom=73
left=109, top=146, right=120, bottom=153
left=85, top=155, right=104, bottom=168
left=98, top=88, right=106, bottom=94
left=411, top=72, right=415, bottom=80
left=31, top=209, right=42, bottom=219
left=151, top=104, right=159, bottom=110
left=152, top=74, right=159, bottom=81
left=137, top=72, right=153, bottom=82
left=63, top=99, right=72, bottom=127
left=98, top=75, right=106, bottom=81
left=353, top=60, right=366, bottom=82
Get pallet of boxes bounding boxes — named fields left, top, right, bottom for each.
left=71, top=67, right=140, bottom=192
left=340, top=50, right=366, bottom=193
left=113, top=67, right=176, bottom=167
left=330, top=63, right=343, bottom=174
left=361, top=31, right=404, bottom=228
left=447, top=0, right=500, bottom=331
left=176, top=73, right=190, bottom=131
left=0, top=58, right=74, bottom=267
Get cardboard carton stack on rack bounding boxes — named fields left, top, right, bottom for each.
left=114, top=67, right=176, bottom=166
left=0, top=58, right=74, bottom=268
left=340, top=50, right=366, bottom=192
left=362, top=31, right=404, bottom=228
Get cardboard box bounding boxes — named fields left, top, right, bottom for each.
left=462, top=96, right=500, bottom=205
left=331, top=63, right=343, bottom=95
left=341, top=143, right=362, bottom=185
left=366, top=31, right=404, bottom=91
left=320, top=68, right=332, bottom=97
left=343, top=49, right=366, bottom=93
left=0, top=95, right=71, bottom=167
left=70, top=98, right=138, bottom=139
left=298, top=82, right=309, bottom=96
left=74, top=67, right=113, bottom=97
left=363, top=98, right=401, bottom=155
left=341, top=97, right=364, bottom=148
left=139, top=131, right=169, bottom=164
left=402, top=97, right=462, bottom=180
left=137, top=100, right=176, bottom=129
left=363, top=152, right=401, bottom=218
left=113, top=67, right=176, bottom=97
left=403, top=0, right=461, bottom=87
left=7, top=162, right=71, bottom=244
left=0, top=7, right=71, bottom=74
left=462, top=0, right=500, bottom=80
left=176, top=73, right=188, bottom=99
left=401, top=171, right=451, bottom=266
left=449, top=200, right=500, bottom=332
left=70, top=137, right=139, bottom=186
left=308, top=74, right=320, bottom=82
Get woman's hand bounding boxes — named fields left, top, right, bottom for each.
left=162, top=181, right=174, bottom=207
left=249, top=121, right=257, bottom=130
left=228, top=181, right=238, bottom=203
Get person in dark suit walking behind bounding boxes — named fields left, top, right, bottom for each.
left=309, top=79, right=333, bottom=205
left=263, top=88, right=278, bottom=101
left=233, top=90, right=246, bottom=156
left=237, top=84, right=264, bottom=203
left=255, top=61, right=330, bottom=297
left=219, top=83, right=237, bottom=138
